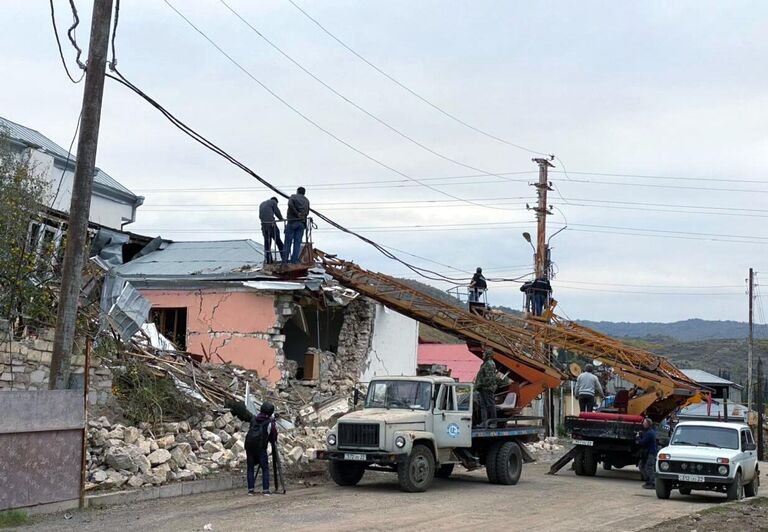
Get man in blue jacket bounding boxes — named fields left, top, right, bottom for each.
left=636, top=417, right=657, bottom=489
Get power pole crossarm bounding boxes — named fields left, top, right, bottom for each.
left=49, top=0, right=114, bottom=389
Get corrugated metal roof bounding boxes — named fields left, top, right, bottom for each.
left=681, top=369, right=741, bottom=388
left=116, top=239, right=267, bottom=279
left=0, top=115, right=137, bottom=199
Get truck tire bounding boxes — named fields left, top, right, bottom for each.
left=486, top=442, right=502, bottom=483
left=655, top=477, right=671, bottom=499
left=494, top=441, right=523, bottom=485
left=744, top=470, right=759, bottom=498
left=727, top=472, right=744, bottom=501
left=398, top=444, right=435, bottom=492
left=582, top=449, right=597, bottom=477
left=329, top=461, right=366, bottom=487
left=436, top=464, right=455, bottom=479
left=574, top=448, right=585, bottom=476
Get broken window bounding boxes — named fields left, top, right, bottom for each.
left=150, top=307, right=187, bottom=350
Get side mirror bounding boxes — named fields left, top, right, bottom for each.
left=353, top=388, right=360, bottom=406
left=745, top=442, right=757, bottom=451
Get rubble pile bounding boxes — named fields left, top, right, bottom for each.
left=524, top=436, right=564, bottom=460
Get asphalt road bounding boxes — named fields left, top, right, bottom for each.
left=26, top=463, right=727, bottom=532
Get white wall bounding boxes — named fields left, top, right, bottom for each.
left=360, top=303, right=418, bottom=381
left=27, top=148, right=134, bottom=229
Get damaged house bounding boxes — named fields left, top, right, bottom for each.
left=107, top=239, right=418, bottom=386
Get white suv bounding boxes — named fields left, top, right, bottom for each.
left=655, top=421, right=759, bottom=500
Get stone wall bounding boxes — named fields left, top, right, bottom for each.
left=0, top=323, right=113, bottom=406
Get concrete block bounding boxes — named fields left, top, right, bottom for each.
left=159, top=482, right=183, bottom=498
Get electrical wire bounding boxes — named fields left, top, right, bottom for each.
left=219, top=0, right=527, bottom=186
left=49, top=0, right=85, bottom=83
left=286, top=0, right=551, bottom=158
left=49, top=113, right=82, bottom=209
left=109, top=0, right=120, bottom=70
left=66, top=0, right=86, bottom=71
left=162, top=0, right=520, bottom=213
left=105, top=66, right=482, bottom=283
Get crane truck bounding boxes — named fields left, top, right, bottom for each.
left=310, top=251, right=703, bottom=491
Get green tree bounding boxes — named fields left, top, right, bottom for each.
left=0, top=129, right=56, bottom=335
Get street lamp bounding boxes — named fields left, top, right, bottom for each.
left=522, top=232, right=536, bottom=253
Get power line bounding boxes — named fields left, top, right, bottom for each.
left=219, top=0, right=526, bottom=185
left=105, top=66, right=491, bottom=284
left=48, top=0, right=85, bottom=83
left=286, top=0, right=551, bottom=157
left=553, top=170, right=768, bottom=185
left=162, top=0, right=519, bottom=213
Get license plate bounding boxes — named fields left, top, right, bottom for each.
left=572, top=439, right=594, bottom=446
left=680, top=474, right=705, bottom=482
left=344, top=453, right=367, bottom=461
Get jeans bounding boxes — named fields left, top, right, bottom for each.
left=261, top=223, right=283, bottom=264
left=532, top=293, right=547, bottom=316
left=578, top=394, right=596, bottom=412
left=282, top=221, right=305, bottom=263
left=246, top=445, right=270, bottom=492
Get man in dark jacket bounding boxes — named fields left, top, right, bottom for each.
left=282, top=187, right=310, bottom=264
left=469, top=267, right=487, bottom=303
left=259, top=197, right=284, bottom=263
left=636, top=417, right=657, bottom=489
left=474, top=349, right=498, bottom=426
left=245, top=401, right=279, bottom=495
left=530, top=277, right=552, bottom=316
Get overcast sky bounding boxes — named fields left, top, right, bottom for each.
left=2, top=1, right=767, bottom=323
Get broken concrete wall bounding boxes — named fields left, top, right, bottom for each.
left=361, top=303, right=419, bottom=381
left=140, top=289, right=284, bottom=384
left=335, top=297, right=377, bottom=380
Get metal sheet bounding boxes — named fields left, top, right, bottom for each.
left=0, top=430, right=83, bottom=511
left=0, top=390, right=84, bottom=434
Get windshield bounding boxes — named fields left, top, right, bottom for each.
left=671, top=426, right=739, bottom=450
left=365, top=380, right=432, bottom=410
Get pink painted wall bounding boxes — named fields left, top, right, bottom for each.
left=140, top=289, right=282, bottom=384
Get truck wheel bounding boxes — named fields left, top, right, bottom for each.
left=679, top=487, right=691, bottom=495
left=727, top=472, right=744, bottom=501
left=582, top=449, right=597, bottom=477
left=436, top=464, right=455, bottom=479
left=486, top=442, right=501, bottom=483
left=744, top=471, right=759, bottom=498
left=573, top=448, right=585, bottom=476
left=494, top=442, right=523, bottom=485
left=398, top=444, right=435, bottom=492
left=329, top=461, right=366, bottom=487
left=655, top=478, right=671, bottom=499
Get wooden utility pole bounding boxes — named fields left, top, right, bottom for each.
left=748, top=267, right=754, bottom=411
left=49, top=0, right=114, bottom=389
left=533, top=158, right=554, bottom=279
left=532, top=158, right=554, bottom=436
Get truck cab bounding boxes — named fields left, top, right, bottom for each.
left=655, top=421, right=760, bottom=500
left=317, top=375, right=541, bottom=492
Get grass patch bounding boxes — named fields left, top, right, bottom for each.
left=0, top=510, right=29, bottom=528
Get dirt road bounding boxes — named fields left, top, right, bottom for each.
left=27, top=463, right=727, bottom=532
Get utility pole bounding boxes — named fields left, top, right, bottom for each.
left=49, top=0, right=114, bottom=389
left=531, top=157, right=554, bottom=436
left=757, top=357, right=764, bottom=460
left=748, top=267, right=754, bottom=412
left=533, top=158, right=554, bottom=279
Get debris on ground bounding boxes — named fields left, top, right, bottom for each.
left=644, top=496, right=768, bottom=531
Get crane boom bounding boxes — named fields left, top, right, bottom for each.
left=315, top=251, right=701, bottom=419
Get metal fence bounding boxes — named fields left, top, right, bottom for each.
left=0, top=390, right=85, bottom=511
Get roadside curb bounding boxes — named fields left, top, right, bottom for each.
left=86, top=473, right=246, bottom=509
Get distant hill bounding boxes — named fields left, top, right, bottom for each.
left=577, top=319, right=768, bottom=342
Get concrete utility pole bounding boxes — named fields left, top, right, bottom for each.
left=532, top=158, right=554, bottom=279
left=49, top=0, right=114, bottom=390
left=748, top=267, right=754, bottom=411
left=531, top=157, right=554, bottom=436
left=757, top=358, right=764, bottom=460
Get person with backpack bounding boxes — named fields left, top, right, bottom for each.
left=246, top=401, right=278, bottom=495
